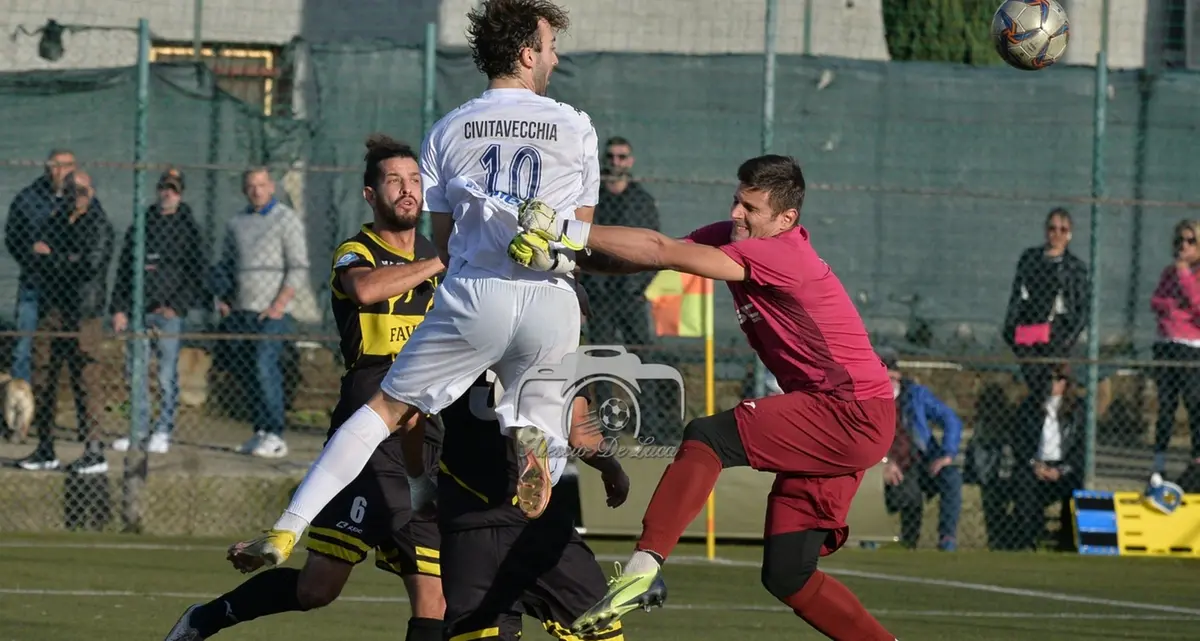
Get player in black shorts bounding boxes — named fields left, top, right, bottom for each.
left=164, top=135, right=447, bottom=641
left=435, top=284, right=631, bottom=641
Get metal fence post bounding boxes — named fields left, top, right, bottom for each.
left=802, top=0, right=813, bottom=56
left=420, top=21, right=437, bottom=240
left=762, top=0, right=777, bottom=170
left=123, top=17, right=152, bottom=531
left=130, top=19, right=151, bottom=443
left=753, top=0, right=779, bottom=398
left=1084, top=0, right=1111, bottom=488
left=192, top=0, right=203, bottom=61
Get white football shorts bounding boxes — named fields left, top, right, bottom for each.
left=380, top=273, right=581, bottom=461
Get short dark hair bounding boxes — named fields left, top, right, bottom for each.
left=467, top=0, right=570, bottom=79
left=242, top=166, right=272, bottom=185
left=363, top=134, right=417, bottom=188
left=605, top=136, right=631, bottom=149
left=1046, top=207, right=1072, bottom=227
left=736, top=154, right=806, bottom=217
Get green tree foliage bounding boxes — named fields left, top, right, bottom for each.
left=883, top=0, right=1002, bottom=65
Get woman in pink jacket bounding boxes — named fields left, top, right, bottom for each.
left=1149, top=219, right=1200, bottom=473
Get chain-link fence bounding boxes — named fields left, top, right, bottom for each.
left=0, top=2, right=1199, bottom=553
left=0, top=18, right=322, bottom=536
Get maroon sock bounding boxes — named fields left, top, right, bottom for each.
left=635, top=441, right=722, bottom=560
left=783, top=571, right=894, bottom=640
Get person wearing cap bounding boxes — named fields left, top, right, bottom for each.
left=109, top=168, right=208, bottom=454
left=879, top=349, right=964, bottom=551
left=15, top=169, right=115, bottom=474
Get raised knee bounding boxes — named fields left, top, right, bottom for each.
left=681, top=412, right=749, bottom=468
left=761, top=561, right=815, bottom=602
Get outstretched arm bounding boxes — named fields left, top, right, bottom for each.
left=575, top=249, right=648, bottom=275
left=566, top=222, right=746, bottom=282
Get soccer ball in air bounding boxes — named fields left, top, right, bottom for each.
left=991, top=0, right=1070, bottom=71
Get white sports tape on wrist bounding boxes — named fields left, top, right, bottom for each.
left=561, top=220, right=591, bottom=250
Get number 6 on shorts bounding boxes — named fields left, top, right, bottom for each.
left=350, top=496, right=367, bottom=524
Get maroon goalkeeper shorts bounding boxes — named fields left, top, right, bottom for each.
left=733, top=391, right=895, bottom=556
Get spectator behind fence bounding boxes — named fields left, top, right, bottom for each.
left=109, top=168, right=208, bottom=455
left=5, top=149, right=79, bottom=383
left=879, top=350, right=963, bottom=551
left=963, top=383, right=1022, bottom=551
left=212, top=167, right=309, bottom=459
left=1149, top=219, right=1200, bottom=474
left=1012, top=363, right=1084, bottom=551
left=16, top=170, right=115, bottom=474
left=1002, top=208, right=1089, bottom=397
left=580, top=136, right=660, bottom=347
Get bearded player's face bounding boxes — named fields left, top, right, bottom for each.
left=729, top=185, right=795, bottom=241
left=369, top=156, right=422, bottom=230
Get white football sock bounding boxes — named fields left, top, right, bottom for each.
left=624, top=550, right=661, bottom=575
left=273, top=405, right=391, bottom=536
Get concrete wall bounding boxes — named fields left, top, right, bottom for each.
left=435, top=0, right=891, bottom=58
left=1064, top=0, right=1150, bottom=69
left=0, top=0, right=303, bottom=72
left=301, top=0, right=439, bottom=45
left=3, top=0, right=1165, bottom=72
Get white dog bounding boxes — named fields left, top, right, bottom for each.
left=0, top=373, right=35, bottom=443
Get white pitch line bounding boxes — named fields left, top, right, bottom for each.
left=824, top=567, right=1200, bottom=617
left=0, top=541, right=227, bottom=552
left=610, top=554, right=1200, bottom=618
left=0, top=587, right=1195, bottom=622
left=1, top=541, right=1196, bottom=618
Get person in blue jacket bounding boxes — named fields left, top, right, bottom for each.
left=879, top=349, right=963, bottom=551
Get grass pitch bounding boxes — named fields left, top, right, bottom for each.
left=0, top=533, right=1197, bottom=640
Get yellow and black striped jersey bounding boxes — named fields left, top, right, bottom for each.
left=329, top=224, right=440, bottom=375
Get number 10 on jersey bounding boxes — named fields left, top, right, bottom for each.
left=480, top=144, right=542, bottom=201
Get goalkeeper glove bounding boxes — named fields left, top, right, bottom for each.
left=517, top=199, right=560, bottom=241
left=508, top=231, right=577, bottom=274
left=516, top=199, right=592, bottom=252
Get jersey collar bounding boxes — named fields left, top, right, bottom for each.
left=481, top=87, right=536, bottom=100
left=362, top=223, right=415, bottom=260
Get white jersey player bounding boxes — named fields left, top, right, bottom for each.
left=226, top=0, right=593, bottom=574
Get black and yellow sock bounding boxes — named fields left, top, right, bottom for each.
left=404, top=616, right=443, bottom=641
left=190, top=568, right=304, bottom=637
